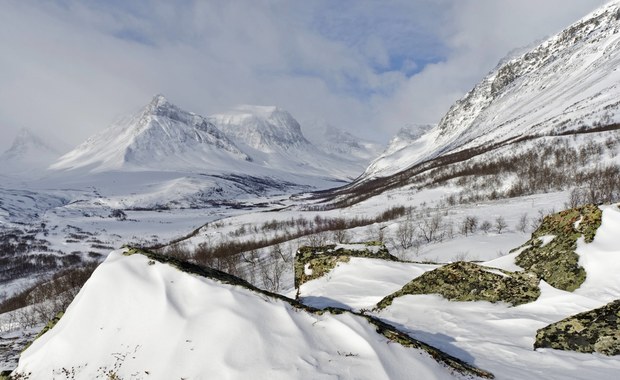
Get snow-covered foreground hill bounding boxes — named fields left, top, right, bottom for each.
left=10, top=203, right=620, bottom=379
left=13, top=249, right=489, bottom=380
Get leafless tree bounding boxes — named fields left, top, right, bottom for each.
left=332, top=229, right=350, bottom=244
left=418, top=213, right=443, bottom=243
left=480, top=220, right=492, bottom=233
left=494, top=216, right=508, bottom=234
left=396, top=219, right=416, bottom=249
left=516, top=213, right=529, bottom=233
left=460, top=216, right=478, bottom=236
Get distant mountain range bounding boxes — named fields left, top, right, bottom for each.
left=39, top=95, right=379, bottom=184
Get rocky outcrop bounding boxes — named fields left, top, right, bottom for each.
left=376, top=261, right=540, bottom=309
left=294, top=242, right=397, bottom=288
left=514, top=204, right=602, bottom=291
left=535, top=299, right=620, bottom=355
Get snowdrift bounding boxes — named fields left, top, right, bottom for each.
left=14, top=249, right=491, bottom=379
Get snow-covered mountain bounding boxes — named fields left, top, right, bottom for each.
left=210, top=105, right=310, bottom=153
left=302, top=120, right=383, bottom=163
left=51, top=95, right=251, bottom=173
left=210, top=106, right=376, bottom=180
left=360, top=1, right=620, bottom=181
left=362, top=124, right=435, bottom=179
left=0, top=128, right=61, bottom=175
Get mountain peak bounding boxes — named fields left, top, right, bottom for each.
left=150, top=93, right=168, bottom=107
left=210, top=105, right=310, bottom=152
left=4, top=127, right=58, bottom=157
left=0, top=128, right=60, bottom=175
left=51, top=96, right=251, bottom=172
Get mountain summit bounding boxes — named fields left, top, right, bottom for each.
left=0, top=128, right=60, bottom=175
left=209, top=105, right=311, bottom=153
left=51, top=95, right=250, bottom=172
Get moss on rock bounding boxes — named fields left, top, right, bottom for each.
left=376, top=261, right=540, bottom=309
left=514, top=204, right=602, bottom=291
left=535, top=299, right=620, bottom=355
left=294, top=242, right=398, bottom=288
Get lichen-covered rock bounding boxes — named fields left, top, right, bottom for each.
left=535, top=299, right=620, bottom=355
left=376, top=261, right=540, bottom=309
left=514, top=204, right=602, bottom=291
left=294, top=242, right=397, bottom=288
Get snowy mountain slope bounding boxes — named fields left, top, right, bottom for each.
left=210, top=106, right=375, bottom=180
left=0, top=128, right=61, bottom=176
left=433, top=0, right=620, bottom=153
left=51, top=95, right=251, bottom=173
left=363, top=124, right=435, bottom=179
left=13, top=249, right=491, bottom=379
left=302, top=119, right=383, bottom=163
left=359, top=1, right=620, bottom=182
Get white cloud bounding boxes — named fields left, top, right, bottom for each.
left=0, top=0, right=605, bottom=152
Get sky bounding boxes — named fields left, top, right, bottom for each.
left=0, top=0, right=606, bottom=152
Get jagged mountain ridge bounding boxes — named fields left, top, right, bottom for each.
left=209, top=105, right=310, bottom=153
left=209, top=106, right=380, bottom=181
left=50, top=95, right=382, bottom=195
left=434, top=0, right=620, bottom=153
left=360, top=1, right=620, bottom=181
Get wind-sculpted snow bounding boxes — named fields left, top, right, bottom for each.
left=13, top=249, right=493, bottom=379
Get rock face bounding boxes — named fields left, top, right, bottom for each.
left=515, top=204, right=602, bottom=291
left=535, top=299, right=620, bottom=355
left=294, top=242, right=397, bottom=289
left=435, top=1, right=620, bottom=154
left=376, top=261, right=541, bottom=309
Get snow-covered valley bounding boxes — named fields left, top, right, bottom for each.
left=3, top=1, right=620, bottom=379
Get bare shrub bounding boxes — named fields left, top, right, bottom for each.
left=494, top=216, right=508, bottom=234
left=418, top=213, right=443, bottom=243
left=460, top=216, right=478, bottom=236
left=480, top=220, right=492, bottom=233
left=396, top=220, right=416, bottom=249
left=516, top=213, right=529, bottom=233
left=258, top=244, right=292, bottom=293
left=332, top=229, right=350, bottom=244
